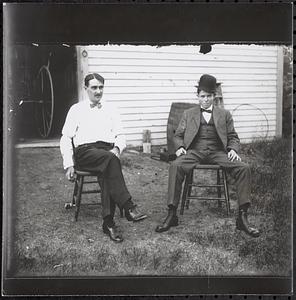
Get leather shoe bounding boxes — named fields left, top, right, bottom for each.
left=102, top=223, right=123, bottom=243
left=236, top=210, right=260, bottom=238
left=125, top=206, right=147, bottom=222
left=155, top=214, right=179, bottom=233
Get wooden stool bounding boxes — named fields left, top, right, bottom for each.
left=65, top=169, right=124, bottom=221
left=180, top=165, right=230, bottom=216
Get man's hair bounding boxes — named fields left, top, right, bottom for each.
left=84, top=73, right=105, bottom=87
left=197, top=87, right=215, bottom=96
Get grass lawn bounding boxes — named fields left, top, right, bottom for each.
left=10, top=138, right=292, bottom=276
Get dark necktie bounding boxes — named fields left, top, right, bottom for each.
left=201, top=108, right=212, bottom=114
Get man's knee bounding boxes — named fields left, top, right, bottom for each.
left=240, top=161, right=249, bottom=170
left=107, top=152, right=121, bottom=168
left=237, top=161, right=251, bottom=176
left=102, top=150, right=119, bottom=163
left=169, top=159, right=184, bottom=170
left=107, top=151, right=117, bottom=159
left=169, top=158, right=191, bottom=175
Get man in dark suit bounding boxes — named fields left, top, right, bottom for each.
left=155, top=74, right=260, bottom=238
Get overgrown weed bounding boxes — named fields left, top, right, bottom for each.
left=240, top=137, right=292, bottom=275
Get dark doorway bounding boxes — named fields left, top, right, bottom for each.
left=8, top=44, right=78, bottom=141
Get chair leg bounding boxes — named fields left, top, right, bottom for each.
left=217, top=169, right=222, bottom=208
left=65, top=179, right=78, bottom=209
left=180, top=171, right=191, bottom=215
left=72, top=179, right=78, bottom=206
left=186, top=170, right=193, bottom=209
left=222, top=170, right=230, bottom=216
left=74, top=175, right=84, bottom=221
left=97, top=176, right=102, bottom=193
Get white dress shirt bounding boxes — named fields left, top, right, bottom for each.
left=201, top=104, right=213, bottom=123
left=60, top=100, right=126, bottom=169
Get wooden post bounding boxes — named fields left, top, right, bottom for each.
left=76, top=46, right=89, bottom=102
left=3, top=14, right=13, bottom=275
left=142, top=129, right=151, bottom=153
left=276, top=46, right=284, bottom=137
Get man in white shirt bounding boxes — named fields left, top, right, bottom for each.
left=155, top=74, right=260, bottom=238
left=60, top=73, right=147, bottom=243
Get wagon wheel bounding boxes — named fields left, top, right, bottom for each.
left=34, top=66, right=54, bottom=138
left=231, top=104, right=269, bottom=140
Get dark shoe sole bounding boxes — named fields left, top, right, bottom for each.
left=155, top=219, right=179, bottom=233
left=126, top=214, right=148, bottom=222
left=236, top=221, right=260, bottom=238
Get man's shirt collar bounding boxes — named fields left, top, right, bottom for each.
left=86, top=99, right=103, bottom=109
left=201, top=104, right=213, bottom=113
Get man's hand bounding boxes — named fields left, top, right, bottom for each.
left=228, top=149, right=241, bottom=162
left=66, top=166, right=75, bottom=182
left=176, top=147, right=187, bottom=157
left=110, top=147, right=120, bottom=158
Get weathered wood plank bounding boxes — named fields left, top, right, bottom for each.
left=87, top=51, right=277, bottom=62
left=123, top=126, right=166, bottom=134
left=87, top=44, right=277, bottom=55
left=101, top=92, right=276, bottom=101
left=109, top=100, right=276, bottom=109
left=235, top=123, right=276, bottom=130
left=96, top=73, right=277, bottom=81
left=89, top=58, right=277, bottom=69
left=103, top=85, right=276, bottom=94
left=102, top=79, right=277, bottom=87
left=89, top=65, right=277, bottom=75
left=121, top=112, right=276, bottom=122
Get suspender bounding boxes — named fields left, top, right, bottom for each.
left=71, top=137, right=75, bottom=151
left=71, top=137, right=76, bottom=166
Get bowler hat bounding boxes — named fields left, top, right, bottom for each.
left=195, top=74, right=217, bottom=93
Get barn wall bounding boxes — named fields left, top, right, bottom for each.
left=81, top=44, right=281, bottom=147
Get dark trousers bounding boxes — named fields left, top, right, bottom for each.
left=168, top=149, right=251, bottom=207
left=75, top=141, right=131, bottom=218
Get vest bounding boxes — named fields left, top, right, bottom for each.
left=189, top=114, right=224, bottom=151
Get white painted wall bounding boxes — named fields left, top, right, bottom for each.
left=81, top=44, right=282, bottom=146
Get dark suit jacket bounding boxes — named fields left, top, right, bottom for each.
left=174, top=105, right=240, bottom=153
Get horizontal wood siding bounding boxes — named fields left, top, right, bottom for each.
left=85, top=44, right=281, bottom=146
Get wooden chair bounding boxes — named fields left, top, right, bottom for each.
left=180, top=164, right=230, bottom=216
left=64, top=139, right=124, bottom=221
